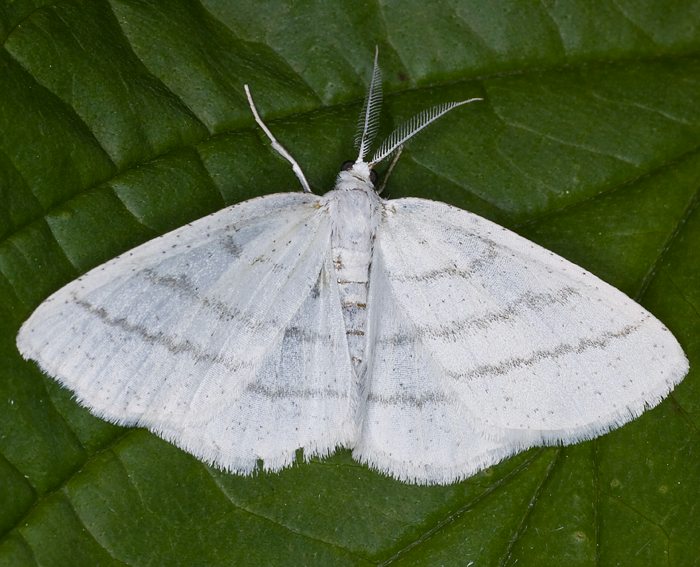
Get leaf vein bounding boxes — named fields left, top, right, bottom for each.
left=636, top=187, right=699, bottom=299
left=378, top=451, right=544, bottom=565
left=499, top=449, right=561, bottom=566
left=60, top=490, right=130, bottom=566
left=202, top=467, right=371, bottom=564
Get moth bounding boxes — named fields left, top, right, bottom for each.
left=17, top=53, right=688, bottom=485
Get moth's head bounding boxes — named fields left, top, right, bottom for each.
left=338, top=160, right=378, bottom=188
left=348, top=49, right=482, bottom=194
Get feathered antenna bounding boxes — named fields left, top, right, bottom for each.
left=370, top=97, right=482, bottom=166
left=354, top=47, right=383, bottom=162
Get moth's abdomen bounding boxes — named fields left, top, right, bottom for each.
left=325, top=184, right=382, bottom=375
left=335, top=251, right=371, bottom=372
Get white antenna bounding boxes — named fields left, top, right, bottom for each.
left=369, top=98, right=482, bottom=166
left=354, top=47, right=383, bottom=162
left=244, top=85, right=312, bottom=194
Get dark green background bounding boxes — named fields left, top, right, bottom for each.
left=1, top=1, right=698, bottom=565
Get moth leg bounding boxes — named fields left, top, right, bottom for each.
left=376, top=145, right=403, bottom=194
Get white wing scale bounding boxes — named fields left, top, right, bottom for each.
left=355, top=249, right=524, bottom=484
left=18, top=193, right=355, bottom=473
left=368, top=198, right=688, bottom=458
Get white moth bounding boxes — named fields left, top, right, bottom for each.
left=17, top=53, right=689, bottom=485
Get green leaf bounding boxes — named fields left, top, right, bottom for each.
left=1, top=2, right=698, bottom=565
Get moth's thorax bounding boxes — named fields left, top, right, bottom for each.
left=324, top=171, right=382, bottom=374
left=327, top=174, right=381, bottom=246
left=325, top=179, right=381, bottom=282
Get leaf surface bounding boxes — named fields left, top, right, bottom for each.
left=1, top=2, right=698, bottom=565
